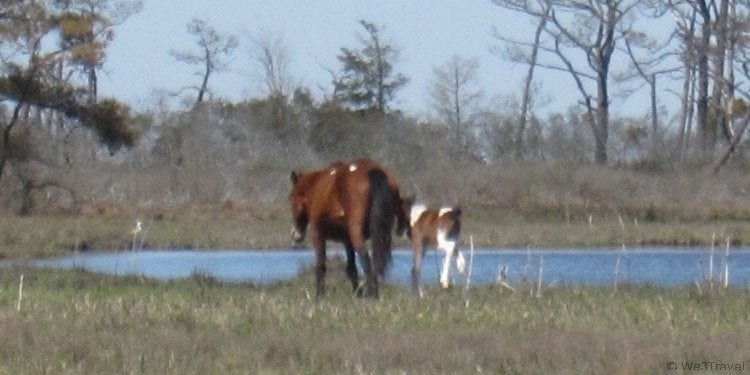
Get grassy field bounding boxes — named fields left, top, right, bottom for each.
left=2, top=174, right=749, bottom=373
left=0, top=266, right=748, bottom=373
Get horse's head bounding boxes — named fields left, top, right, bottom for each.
left=289, top=171, right=310, bottom=244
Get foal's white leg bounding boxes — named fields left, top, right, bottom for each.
left=440, top=249, right=452, bottom=288
left=437, top=229, right=457, bottom=288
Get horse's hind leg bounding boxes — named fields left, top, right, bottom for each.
left=311, top=232, right=327, bottom=297
left=345, top=242, right=362, bottom=296
left=349, top=225, right=378, bottom=298
left=355, top=248, right=377, bottom=298
left=355, top=245, right=378, bottom=298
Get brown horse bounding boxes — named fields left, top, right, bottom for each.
left=289, top=159, right=407, bottom=298
left=401, top=197, right=466, bottom=297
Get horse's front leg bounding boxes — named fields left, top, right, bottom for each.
left=311, top=230, right=327, bottom=297
left=438, top=235, right=458, bottom=289
left=437, top=230, right=463, bottom=288
left=344, top=242, right=362, bottom=296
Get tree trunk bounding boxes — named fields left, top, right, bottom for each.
left=712, top=112, right=750, bottom=175
left=197, top=48, right=211, bottom=104
left=453, top=68, right=462, bottom=145
left=87, top=65, right=98, bottom=104
left=650, top=74, right=658, bottom=135
left=594, top=76, right=609, bottom=165
left=197, top=68, right=209, bottom=104
left=0, top=100, right=27, bottom=181
left=677, top=9, right=697, bottom=162
left=696, top=1, right=713, bottom=157
left=593, top=6, right=615, bottom=166
left=711, top=0, right=730, bottom=143
left=677, top=60, right=693, bottom=161
left=516, top=12, right=547, bottom=160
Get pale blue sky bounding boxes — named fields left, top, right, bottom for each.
left=98, top=0, right=672, bottom=119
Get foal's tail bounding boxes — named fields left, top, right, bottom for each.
left=368, top=168, right=394, bottom=277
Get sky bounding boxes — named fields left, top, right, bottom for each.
left=98, top=0, right=673, bottom=120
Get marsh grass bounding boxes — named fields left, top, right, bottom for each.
left=4, top=209, right=750, bottom=261
left=1, top=267, right=748, bottom=373
left=0, top=210, right=291, bottom=259
left=4, top=164, right=750, bottom=260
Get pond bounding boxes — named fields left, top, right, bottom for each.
left=16, top=246, right=750, bottom=287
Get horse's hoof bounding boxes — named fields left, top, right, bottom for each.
left=365, top=287, right=379, bottom=299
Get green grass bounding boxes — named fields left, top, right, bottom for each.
left=1, top=267, right=749, bottom=373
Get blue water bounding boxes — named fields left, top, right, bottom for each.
left=16, top=246, right=750, bottom=287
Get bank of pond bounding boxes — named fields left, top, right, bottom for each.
left=5, top=246, right=750, bottom=288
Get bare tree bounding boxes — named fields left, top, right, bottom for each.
left=694, top=0, right=713, bottom=155
left=428, top=55, right=483, bottom=146
left=711, top=14, right=750, bottom=173
left=493, top=2, right=554, bottom=160
left=248, top=33, right=294, bottom=98
left=669, top=0, right=727, bottom=156
left=493, top=0, right=551, bottom=159
left=712, top=0, right=731, bottom=144
left=517, top=9, right=548, bottom=160
left=619, top=27, right=680, bottom=143
left=671, top=5, right=698, bottom=160
left=664, top=0, right=750, bottom=160
left=493, top=0, right=646, bottom=165
left=170, top=18, right=238, bottom=105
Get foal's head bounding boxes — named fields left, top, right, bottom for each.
left=394, top=194, right=409, bottom=238
left=400, top=196, right=417, bottom=238
left=437, top=207, right=462, bottom=239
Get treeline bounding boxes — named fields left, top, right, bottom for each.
left=3, top=95, right=750, bottom=219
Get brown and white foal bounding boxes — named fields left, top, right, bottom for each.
left=403, top=198, right=466, bottom=296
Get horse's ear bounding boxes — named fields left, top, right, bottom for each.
left=400, top=195, right=414, bottom=213
left=452, top=207, right=462, bottom=218
left=290, top=171, right=299, bottom=184
left=401, top=194, right=415, bottom=207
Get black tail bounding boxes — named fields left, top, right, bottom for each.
left=368, top=169, right=394, bottom=276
